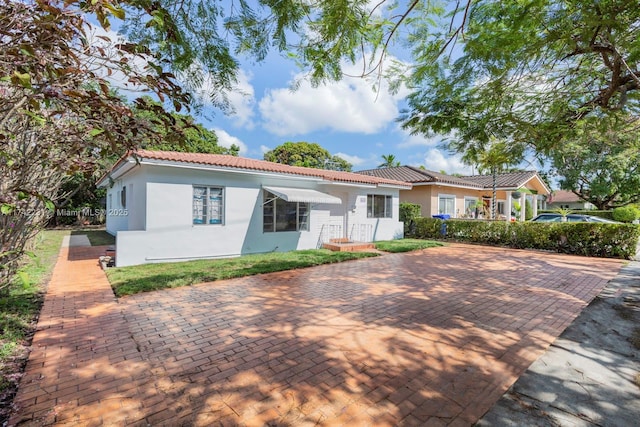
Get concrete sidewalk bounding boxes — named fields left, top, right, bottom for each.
left=477, top=261, right=640, bottom=426
left=9, top=241, right=626, bottom=426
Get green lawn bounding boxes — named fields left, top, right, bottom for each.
left=374, top=238, right=443, bottom=253
left=107, top=249, right=379, bottom=297
left=71, top=229, right=115, bottom=246
left=107, top=239, right=445, bottom=297
left=0, top=229, right=69, bottom=411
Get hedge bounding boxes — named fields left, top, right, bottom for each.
left=612, top=206, right=640, bottom=223
left=410, top=218, right=640, bottom=259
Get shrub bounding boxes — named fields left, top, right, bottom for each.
left=412, top=218, right=640, bottom=259
left=612, top=206, right=640, bottom=223
left=400, top=203, right=422, bottom=235
left=525, top=200, right=533, bottom=221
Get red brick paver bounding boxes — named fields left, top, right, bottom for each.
left=10, top=243, right=622, bottom=426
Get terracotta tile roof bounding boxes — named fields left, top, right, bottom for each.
left=357, top=166, right=483, bottom=188
left=461, top=170, right=540, bottom=189
left=103, top=150, right=411, bottom=188
left=548, top=190, right=581, bottom=203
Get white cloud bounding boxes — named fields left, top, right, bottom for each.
left=224, top=69, right=256, bottom=128
left=397, top=132, right=442, bottom=149
left=258, top=61, right=406, bottom=136
left=334, top=152, right=366, bottom=166
left=213, top=128, right=248, bottom=154
left=416, top=148, right=472, bottom=175
left=259, top=145, right=271, bottom=154
left=394, top=125, right=454, bottom=149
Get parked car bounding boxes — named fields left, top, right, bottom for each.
left=531, top=213, right=620, bottom=223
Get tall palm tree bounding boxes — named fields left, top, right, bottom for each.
left=378, top=154, right=401, bottom=168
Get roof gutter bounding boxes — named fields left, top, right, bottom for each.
left=378, top=183, right=413, bottom=190
left=139, top=158, right=326, bottom=182
left=412, top=182, right=483, bottom=191
left=96, top=161, right=138, bottom=188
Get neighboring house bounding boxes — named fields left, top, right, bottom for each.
left=546, top=190, right=596, bottom=211
left=357, top=166, right=551, bottom=221
left=97, top=150, right=410, bottom=267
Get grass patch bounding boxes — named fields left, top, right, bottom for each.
left=0, top=229, right=68, bottom=422
left=107, top=249, right=379, bottom=297
left=71, top=229, right=115, bottom=246
left=374, top=239, right=443, bottom=253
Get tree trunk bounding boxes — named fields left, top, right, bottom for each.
left=491, top=167, right=497, bottom=220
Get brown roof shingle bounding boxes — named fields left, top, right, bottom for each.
left=357, top=166, right=483, bottom=188
left=357, top=166, right=549, bottom=192
left=548, top=190, right=581, bottom=203
left=461, top=170, right=539, bottom=189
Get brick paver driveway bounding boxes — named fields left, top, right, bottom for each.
left=11, top=243, right=622, bottom=426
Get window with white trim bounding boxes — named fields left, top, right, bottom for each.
left=497, top=201, right=506, bottom=215
left=463, top=197, right=478, bottom=218
left=438, top=194, right=455, bottom=216
left=367, top=194, right=392, bottom=218
left=263, top=190, right=309, bottom=232
left=193, top=186, right=224, bottom=225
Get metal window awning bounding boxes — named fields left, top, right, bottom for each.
left=263, top=186, right=342, bottom=204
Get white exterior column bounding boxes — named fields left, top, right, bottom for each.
left=532, top=194, right=538, bottom=218
left=506, top=192, right=512, bottom=223
left=519, top=192, right=526, bottom=221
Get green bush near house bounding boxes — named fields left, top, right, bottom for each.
left=399, top=202, right=421, bottom=234
left=525, top=200, right=533, bottom=221
left=412, top=218, right=640, bottom=259
left=612, top=206, right=640, bottom=223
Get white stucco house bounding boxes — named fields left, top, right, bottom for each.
left=96, top=150, right=410, bottom=267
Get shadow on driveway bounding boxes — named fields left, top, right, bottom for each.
left=10, top=243, right=623, bottom=426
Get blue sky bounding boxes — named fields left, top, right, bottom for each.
left=91, top=11, right=473, bottom=175
left=193, top=51, right=474, bottom=174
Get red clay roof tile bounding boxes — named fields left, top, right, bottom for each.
left=112, top=150, right=411, bottom=188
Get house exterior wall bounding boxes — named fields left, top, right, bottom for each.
left=109, top=164, right=403, bottom=267
left=399, top=186, right=433, bottom=217
left=104, top=171, right=147, bottom=235
left=399, top=185, right=487, bottom=219
left=348, top=189, right=404, bottom=241
left=400, top=185, right=545, bottom=220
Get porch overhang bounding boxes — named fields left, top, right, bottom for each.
left=263, top=186, right=342, bottom=204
